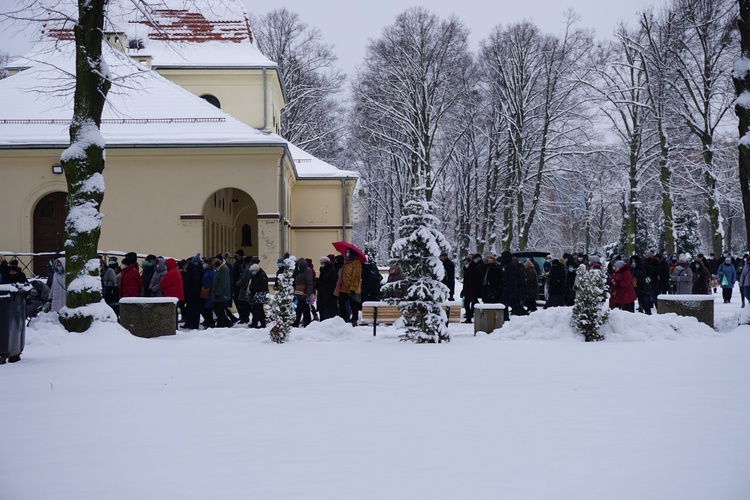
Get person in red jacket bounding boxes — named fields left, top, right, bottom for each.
left=609, top=260, right=637, bottom=312
left=158, top=258, right=184, bottom=301
left=119, top=257, right=142, bottom=298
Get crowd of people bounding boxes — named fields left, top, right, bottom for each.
left=2, top=245, right=748, bottom=328
left=458, top=249, right=750, bottom=322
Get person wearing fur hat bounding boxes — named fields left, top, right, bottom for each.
left=609, top=260, right=637, bottom=312
left=672, top=255, right=693, bottom=295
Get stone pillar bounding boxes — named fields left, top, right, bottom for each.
left=474, top=304, right=506, bottom=336
left=257, top=214, right=281, bottom=272
left=656, top=294, right=714, bottom=329
left=119, top=297, right=178, bottom=338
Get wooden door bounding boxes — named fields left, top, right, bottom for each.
left=33, top=192, right=67, bottom=276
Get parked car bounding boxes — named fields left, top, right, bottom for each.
left=511, top=251, right=549, bottom=301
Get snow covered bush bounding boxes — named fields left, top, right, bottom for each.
left=386, top=199, right=451, bottom=343
left=572, top=267, right=609, bottom=342
left=269, top=256, right=296, bottom=343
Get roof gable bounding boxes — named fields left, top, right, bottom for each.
left=0, top=43, right=283, bottom=148
left=131, top=6, right=253, bottom=44
left=22, top=0, right=275, bottom=69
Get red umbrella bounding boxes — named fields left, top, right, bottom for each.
left=332, top=241, right=367, bottom=263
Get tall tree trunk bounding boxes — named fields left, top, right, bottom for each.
left=60, top=0, right=111, bottom=332
left=735, top=0, right=750, bottom=254
left=701, top=139, right=724, bottom=255
left=658, top=135, right=676, bottom=254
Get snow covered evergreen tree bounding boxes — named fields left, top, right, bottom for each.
left=269, top=256, right=296, bottom=344
left=572, top=267, right=609, bottom=342
left=673, top=206, right=701, bottom=256
left=387, top=198, right=451, bottom=343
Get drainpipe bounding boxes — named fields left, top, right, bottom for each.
left=341, top=178, right=347, bottom=241
left=279, top=148, right=288, bottom=253
left=262, top=68, right=268, bottom=131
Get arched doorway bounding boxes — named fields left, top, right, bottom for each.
left=33, top=192, right=67, bottom=275
left=202, top=188, right=258, bottom=258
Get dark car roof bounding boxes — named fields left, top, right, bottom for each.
left=511, top=251, right=549, bottom=257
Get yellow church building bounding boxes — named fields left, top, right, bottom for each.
left=0, top=0, right=357, bottom=275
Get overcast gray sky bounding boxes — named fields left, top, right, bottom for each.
left=250, top=0, right=669, bottom=75
left=1, top=0, right=669, bottom=76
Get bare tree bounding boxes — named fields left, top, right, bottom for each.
left=668, top=0, right=738, bottom=255
left=351, top=7, right=473, bottom=203
left=588, top=26, right=659, bottom=257
left=251, top=8, right=345, bottom=162
left=479, top=17, right=596, bottom=252
left=639, top=8, right=683, bottom=254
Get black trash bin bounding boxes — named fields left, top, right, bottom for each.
left=0, top=284, right=27, bottom=364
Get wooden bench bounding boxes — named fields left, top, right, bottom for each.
left=360, top=301, right=462, bottom=336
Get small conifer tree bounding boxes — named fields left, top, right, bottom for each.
left=269, top=256, right=296, bottom=343
left=387, top=199, right=451, bottom=343
left=572, top=267, right=609, bottom=342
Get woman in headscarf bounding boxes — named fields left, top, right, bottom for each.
left=49, top=257, right=67, bottom=312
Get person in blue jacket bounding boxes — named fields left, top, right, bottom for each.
left=716, top=257, right=737, bottom=304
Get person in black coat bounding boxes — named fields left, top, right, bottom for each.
left=316, top=256, right=339, bottom=320
left=482, top=255, right=503, bottom=304
left=641, top=252, right=660, bottom=313
left=629, top=255, right=646, bottom=313
left=361, top=260, right=383, bottom=303
left=439, top=252, right=456, bottom=301
left=499, top=251, right=526, bottom=319
left=182, top=254, right=203, bottom=329
left=141, top=254, right=157, bottom=297
left=547, top=258, right=566, bottom=308
left=461, top=255, right=483, bottom=323
left=248, top=264, right=269, bottom=328
left=656, top=253, right=671, bottom=295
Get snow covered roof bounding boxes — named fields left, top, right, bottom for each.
left=0, top=44, right=284, bottom=149
left=0, top=44, right=357, bottom=179
left=9, top=0, right=276, bottom=70
left=286, top=142, right=358, bottom=179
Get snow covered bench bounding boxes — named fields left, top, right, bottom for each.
left=657, top=294, right=714, bottom=329
left=119, top=297, right=178, bottom=338
left=360, top=301, right=462, bottom=336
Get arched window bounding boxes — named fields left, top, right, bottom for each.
left=242, top=224, right=252, bottom=246
left=200, top=94, right=221, bottom=109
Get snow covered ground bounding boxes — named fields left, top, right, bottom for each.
left=2, top=289, right=749, bottom=500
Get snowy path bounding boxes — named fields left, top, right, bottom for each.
left=1, top=292, right=749, bottom=499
